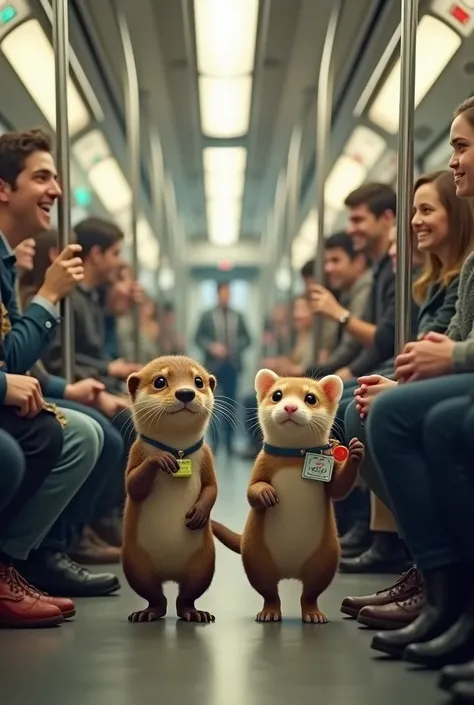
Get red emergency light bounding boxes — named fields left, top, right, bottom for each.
left=451, top=4, right=470, bottom=24
left=218, top=260, right=233, bottom=271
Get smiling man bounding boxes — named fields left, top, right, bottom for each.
left=0, top=128, right=83, bottom=371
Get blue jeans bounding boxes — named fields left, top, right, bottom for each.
left=41, top=399, right=123, bottom=553
left=367, top=374, right=474, bottom=571
left=0, top=408, right=103, bottom=560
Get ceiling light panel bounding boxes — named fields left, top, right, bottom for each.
left=207, top=198, right=241, bottom=246
left=88, top=157, right=131, bottom=214
left=344, top=126, right=386, bottom=171
left=203, top=147, right=247, bottom=173
left=1, top=18, right=90, bottom=136
left=369, top=14, right=462, bottom=134
left=199, top=76, right=252, bottom=138
left=194, top=0, right=259, bottom=76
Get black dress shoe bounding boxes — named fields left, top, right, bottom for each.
left=339, top=532, right=411, bottom=574
left=451, top=681, right=474, bottom=703
left=339, top=520, right=371, bottom=557
left=18, top=551, right=121, bottom=597
left=439, top=660, right=474, bottom=692
left=404, top=599, right=474, bottom=668
left=371, top=565, right=469, bottom=658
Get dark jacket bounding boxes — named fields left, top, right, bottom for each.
left=195, top=306, right=251, bottom=373
left=41, top=286, right=121, bottom=392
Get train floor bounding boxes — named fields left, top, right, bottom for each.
left=0, top=457, right=444, bottom=705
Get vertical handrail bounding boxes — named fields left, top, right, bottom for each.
left=395, top=0, right=418, bottom=353
left=113, top=0, right=141, bottom=361
left=285, top=125, right=302, bottom=355
left=52, top=0, right=74, bottom=382
left=312, top=0, right=343, bottom=357
left=148, top=124, right=165, bottom=309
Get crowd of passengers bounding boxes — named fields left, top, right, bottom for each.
left=2, top=95, right=474, bottom=699
left=240, top=95, right=474, bottom=699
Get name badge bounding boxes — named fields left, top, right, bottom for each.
left=302, top=453, right=334, bottom=483
left=174, top=459, right=193, bottom=478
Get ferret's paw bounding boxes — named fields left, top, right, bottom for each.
left=302, top=609, right=329, bottom=624
left=128, top=606, right=166, bottom=623
left=256, top=608, right=282, bottom=623
left=348, top=437, right=365, bottom=463
left=179, top=609, right=215, bottom=624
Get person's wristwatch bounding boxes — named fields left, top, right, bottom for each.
left=339, top=309, right=351, bottom=325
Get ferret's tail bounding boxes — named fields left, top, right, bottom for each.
left=211, top=520, right=242, bottom=554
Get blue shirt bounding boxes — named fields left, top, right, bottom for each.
left=0, top=232, right=67, bottom=403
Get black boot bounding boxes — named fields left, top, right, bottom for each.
left=439, top=660, right=474, bottom=692
left=339, top=532, right=411, bottom=574
left=404, top=587, right=474, bottom=668
left=339, top=520, right=372, bottom=558
left=371, top=564, right=468, bottom=658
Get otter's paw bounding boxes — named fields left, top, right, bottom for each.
left=128, top=606, right=166, bottom=623
left=302, top=609, right=329, bottom=624
left=157, top=452, right=180, bottom=475
left=348, top=437, right=365, bottom=464
left=256, top=608, right=282, bottom=623
left=257, top=487, right=279, bottom=508
left=179, top=609, right=215, bottom=623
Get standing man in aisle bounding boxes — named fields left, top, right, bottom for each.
left=195, top=281, right=251, bottom=456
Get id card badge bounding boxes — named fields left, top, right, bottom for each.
left=302, top=453, right=334, bottom=483
left=175, top=459, right=192, bottom=478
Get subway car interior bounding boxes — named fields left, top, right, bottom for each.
left=2, top=0, right=474, bottom=702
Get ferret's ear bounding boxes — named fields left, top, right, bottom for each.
left=208, top=375, right=217, bottom=392
left=255, top=368, right=279, bottom=398
left=127, top=373, right=141, bottom=401
left=319, top=374, right=344, bottom=404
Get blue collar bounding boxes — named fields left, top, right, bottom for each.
left=139, top=434, right=204, bottom=459
left=262, top=442, right=333, bottom=458
left=0, top=232, right=16, bottom=265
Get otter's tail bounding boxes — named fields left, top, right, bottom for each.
left=211, top=520, right=242, bottom=554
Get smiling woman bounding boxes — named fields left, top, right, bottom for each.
left=450, top=96, right=474, bottom=198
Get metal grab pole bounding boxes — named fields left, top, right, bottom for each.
left=52, top=0, right=74, bottom=383
left=312, top=0, right=343, bottom=358
left=285, top=125, right=302, bottom=355
left=113, top=0, right=141, bottom=362
left=395, top=0, right=418, bottom=354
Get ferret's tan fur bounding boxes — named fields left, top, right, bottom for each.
left=212, top=369, right=364, bottom=623
left=122, top=355, right=218, bottom=624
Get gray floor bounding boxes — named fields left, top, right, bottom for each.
left=0, top=458, right=445, bottom=705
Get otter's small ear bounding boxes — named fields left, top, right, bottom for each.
left=208, top=375, right=217, bottom=392
left=127, top=373, right=141, bottom=401
left=255, top=368, right=279, bottom=397
left=319, top=374, right=343, bottom=404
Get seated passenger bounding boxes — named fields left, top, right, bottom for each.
left=355, top=96, right=474, bottom=663
left=341, top=169, right=474, bottom=579
left=291, top=234, right=373, bottom=377
left=37, top=218, right=141, bottom=391
left=15, top=239, right=124, bottom=561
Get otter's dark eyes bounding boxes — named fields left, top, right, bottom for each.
left=153, top=376, right=167, bottom=390
left=195, top=376, right=204, bottom=389
left=305, top=393, right=317, bottom=405
left=272, top=390, right=283, bottom=402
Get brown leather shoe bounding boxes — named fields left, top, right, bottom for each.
left=357, top=588, right=424, bottom=630
left=340, top=566, right=422, bottom=618
left=0, top=565, right=64, bottom=628
left=15, top=571, right=76, bottom=619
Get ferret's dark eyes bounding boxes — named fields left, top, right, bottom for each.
left=272, top=390, right=283, bottom=402
left=153, top=376, right=167, bottom=390
left=195, top=376, right=204, bottom=389
left=305, top=393, right=317, bottom=405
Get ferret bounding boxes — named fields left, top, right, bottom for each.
left=122, top=355, right=218, bottom=624
left=212, top=369, right=364, bottom=624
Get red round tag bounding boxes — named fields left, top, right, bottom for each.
left=333, top=445, right=349, bottom=462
